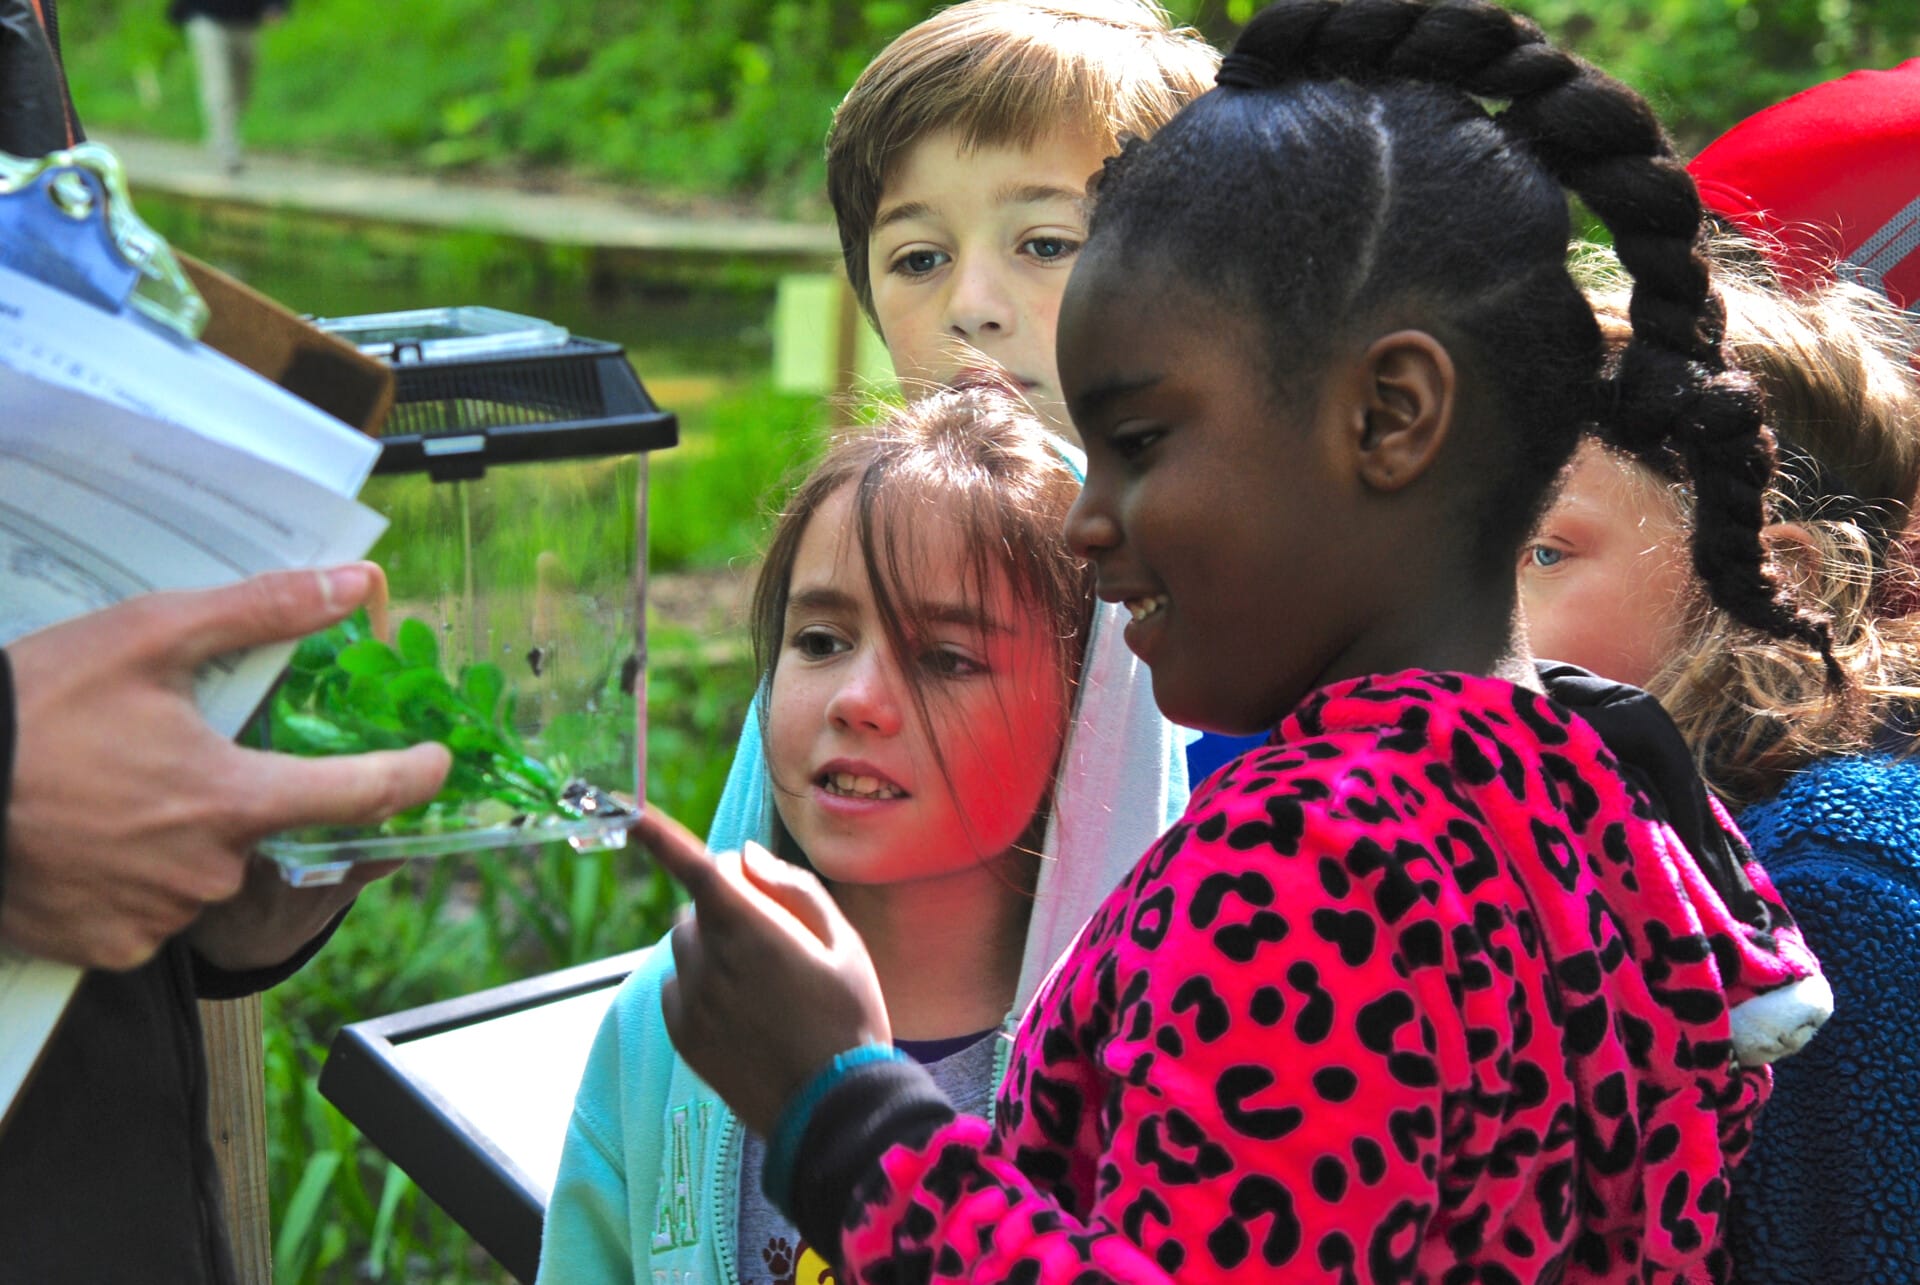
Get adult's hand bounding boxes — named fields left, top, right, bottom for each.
left=640, top=807, right=890, bottom=1136
left=187, top=855, right=405, bottom=974
left=1, top=564, right=451, bottom=971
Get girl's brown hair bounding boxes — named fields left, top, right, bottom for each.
left=1585, top=247, right=1920, bottom=808
left=751, top=379, right=1095, bottom=863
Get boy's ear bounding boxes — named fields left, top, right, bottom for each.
left=1347, top=330, right=1455, bottom=493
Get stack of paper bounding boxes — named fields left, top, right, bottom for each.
left=0, top=251, right=389, bottom=1127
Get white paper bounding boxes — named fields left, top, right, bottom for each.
left=0, top=946, right=83, bottom=1135
left=0, top=261, right=381, bottom=496
left=0, top=367, right=387, bottom=734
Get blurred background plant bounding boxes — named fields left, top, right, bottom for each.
left=54, top=0, right=1919, bottom=1278
left=63, top=0, right=1920, bottom=214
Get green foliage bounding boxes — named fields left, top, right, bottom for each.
left=63, top=0, right=1918, bottom=209
left=263, top=608, right=578, bottom=827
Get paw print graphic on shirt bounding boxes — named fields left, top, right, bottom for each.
left=761, top=1236, right=797, bottom=1285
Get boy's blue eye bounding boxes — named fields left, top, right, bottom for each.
left=892, top=248, right=949, bottom=277
left=1526, top=544, right=1565, bottom=569
left=1023, top=236, right=1080, bottom=263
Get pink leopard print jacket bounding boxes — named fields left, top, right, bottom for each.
left=831, top=671, right=1819, bottom=1283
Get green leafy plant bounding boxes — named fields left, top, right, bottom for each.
left=263, top=608, right=583, bottom=830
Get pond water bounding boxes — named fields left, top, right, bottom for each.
left=132, top=191, right=783, bottom=386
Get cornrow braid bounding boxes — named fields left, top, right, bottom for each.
left=1201, top=0, right=1837, bottom=681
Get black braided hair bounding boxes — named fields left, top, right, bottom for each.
left=1090, top=0, right=1839, bottom=680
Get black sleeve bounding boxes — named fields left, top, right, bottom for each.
left=0, top=0, right=84, bottom=156
left=191, top=903, right=352, bottom=999
left=784, top=1057, right=958, bottom=1266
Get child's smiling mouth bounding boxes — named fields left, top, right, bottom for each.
left=819, top=769, right=908, bottom=800
left=1125, top=594, right=1168, bottom=622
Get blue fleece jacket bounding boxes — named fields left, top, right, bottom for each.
left=1728, top=752, right=1920, bottom=1284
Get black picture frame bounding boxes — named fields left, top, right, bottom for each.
left=318, top=949, right=649, bottom=1283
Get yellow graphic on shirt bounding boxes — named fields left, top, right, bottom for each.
left=795, top=1245, right=834, bottom=1285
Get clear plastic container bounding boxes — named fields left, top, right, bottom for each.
left=255, top=312, right=676, bottom=886
left=313, top=306, right=570, bottom=364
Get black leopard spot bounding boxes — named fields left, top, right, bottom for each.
left=1130, top=886, right=1174, bottom=949
left=1207, top=1174, right=1301, bottom=1268
left=1029, top=1073, right=1083, bottom=1146
left=1172, top=975, right=1231, bottom=1042
left=1286, top=961, right=1335, bottom=1043
left=1387, top=1051, right=1440, bottom=1088
left=1155, top=1026, right=1183, bottom=1056
left=1643, top=1122, right=1681, bottom=1164
left=1555, top=950, right=1603, bottom=996
left=1319, top=857, right=1352, bottom=898
left=1217, top=1065, right=1304, bottom=1140
left=1536, top=1160, right=1576, bottom=1240
left=1449, top=728, right=1498, bottom=786
left=1313, top=1066, right=1358, bottom=1102
left=1155, top=1241, right=1184, bottom=1273
left=1564, top=996, right=1610, bottom=1056
left=1189, top=870, right=1275, bottom=928
left=1379, top=705, right=1430, bottom=753
left=1353, top=1136, right=1387, bottom=1184
left=1659, top=1172, right=1704, bottom=1253
left=1312, top=1155, right=1349, bottom=1202
left=1438, top=818, right=1500, bottom=893
left=1531, top=817, right=1581, bottom=891
left=1356, top=991, right=1415, bottom=1054
left=1120, top=1186, right=1171, bottom=1241
left=1398, top=920, right=1444, bottom=968
left=1312, top=907, right=1378, bottom=967
left=1386, top=1104, right=1437, bottom=1163
left=1502, top=1225, right=1535, bottom=1257
left=936, top=1245, right=964, bottom=1275
left=1446, top=1204, right=1489, bottom=1256
left=1250, top=985, right=1286, bottom=1025
left=1512, top=687, right=1570, bottom=745
left=1318, top=1230, right=1357, bottom=1280
left=1366, top=1198, right=1427, bottom=1281
left=1226, top=794, right=1311, bottom=855
left=1215, top=911, right=1290, bottom=962
left=1423, top=762, right=1486, bottom=822
left=1195, top=811, right=1227, bottom=842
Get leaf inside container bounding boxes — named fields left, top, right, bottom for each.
left=251, top=608, right=614, bottom=837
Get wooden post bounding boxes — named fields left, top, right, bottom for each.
left=200, top=995, right=273, bottom=1283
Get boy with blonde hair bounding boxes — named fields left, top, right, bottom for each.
left=828, top=0, right=1217, bottom=437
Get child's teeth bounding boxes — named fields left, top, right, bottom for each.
left=828, top=772, right=900, bottom=799
left=1126, top=595, right=1167, bottom=622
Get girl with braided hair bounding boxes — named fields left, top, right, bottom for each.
left=620, top=2, right=1834, bottom=1280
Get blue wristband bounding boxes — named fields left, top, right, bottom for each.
left=762, top=1042, right=908, bottom=1208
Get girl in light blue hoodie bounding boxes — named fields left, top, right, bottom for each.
left=539, top=382, right=1187, bottom=1285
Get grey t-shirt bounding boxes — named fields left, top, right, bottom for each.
left=734, top=1032, right=1000, bottom=1285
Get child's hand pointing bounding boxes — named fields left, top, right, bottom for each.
left=636, top=807, right=891, bottom=1136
